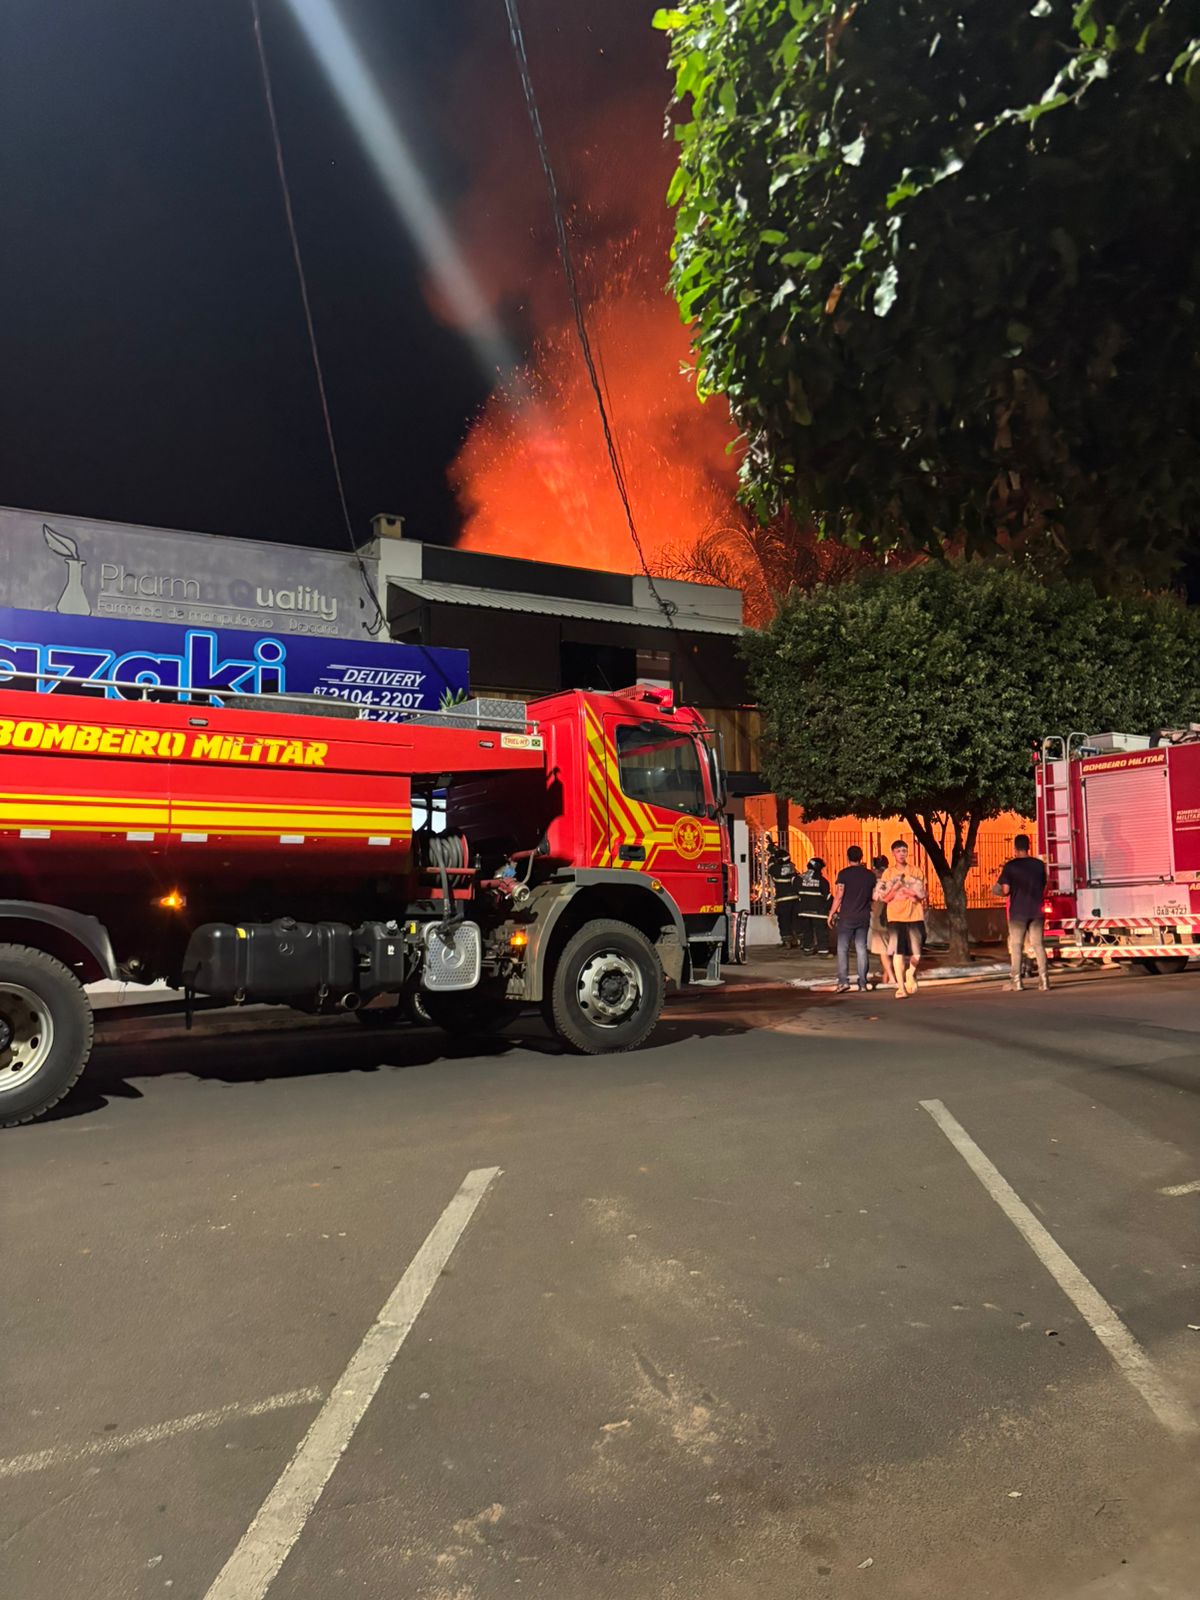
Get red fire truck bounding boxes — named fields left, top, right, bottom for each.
left=1035, top=731, right=1200, bottom=971
left=0, top=683, right=736, bottom=1125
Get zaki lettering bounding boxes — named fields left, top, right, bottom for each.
left=0, top=629, right=286, bottom=701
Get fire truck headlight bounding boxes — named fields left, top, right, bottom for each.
left=158, top=890, right=186, bottom=911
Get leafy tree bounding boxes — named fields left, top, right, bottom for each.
left=655, top=1, right=1200, bottom=580
left=742, top=562, right=1200, bottom=961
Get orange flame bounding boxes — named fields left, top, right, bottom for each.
left=450, top=243, right=740, bottom=571
left=438, top=32, right=742, bottom=575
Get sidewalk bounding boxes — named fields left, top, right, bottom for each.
left=734, top=941, right=1009, bottom=990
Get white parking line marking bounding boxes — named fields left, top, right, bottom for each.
left=1159, top=1179, right=1200, bottom=1197
left=202, top=1165, right=501, bottom=1600
left=0, top=1388, right=323, bottom=1480
left=921, top=1100, right=1196, bottom=1438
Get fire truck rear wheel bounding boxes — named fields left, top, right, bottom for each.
left=0, top=944, right=94, bottom=1128
left=549, top=919, right=665, bottom=1055
left=1138, top=956, right=1190, bottom=975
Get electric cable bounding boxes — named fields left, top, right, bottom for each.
left=500, top=0, right=677, bottom=622
left=248, top=0, right=389, bottom=636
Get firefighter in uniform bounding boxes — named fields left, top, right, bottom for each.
left=796, top=857, right=833, bottom=954
left=769, top=843, right=800, bottom=948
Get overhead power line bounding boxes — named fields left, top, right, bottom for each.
left=248, top=0, right=388, bottom=636
left=500, top=0, right=677, bottom=623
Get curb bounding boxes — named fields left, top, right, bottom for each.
left=786, top=962, right=1009, bottom=993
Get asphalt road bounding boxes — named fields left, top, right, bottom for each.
left=3, top=969, right=1199, bottom=1600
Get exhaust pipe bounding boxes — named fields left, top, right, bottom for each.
left=340, top=991, right=362, bottom=1011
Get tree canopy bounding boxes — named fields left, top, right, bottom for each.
left=656, top=1, right=1200, bottom=580
left=742, top=561, right=1200, bottom=956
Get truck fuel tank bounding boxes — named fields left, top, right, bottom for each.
left=183, top=919, right=355, bottom=1004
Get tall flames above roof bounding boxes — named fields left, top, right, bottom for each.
left=436, top=5, right=741, bottom=577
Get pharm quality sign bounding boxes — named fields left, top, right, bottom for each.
left=0, top=607, right=469, bottom=721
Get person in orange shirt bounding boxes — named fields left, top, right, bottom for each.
left=874, top=839, right=928, bottom=999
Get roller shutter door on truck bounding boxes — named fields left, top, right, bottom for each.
left=1084, top=762, right=1171, bottom=884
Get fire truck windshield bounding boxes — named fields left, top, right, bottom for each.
left=616, top=722, right=707, bottom=817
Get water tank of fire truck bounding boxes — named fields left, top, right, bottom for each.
left=1084, top=733, right=1154, bottom=753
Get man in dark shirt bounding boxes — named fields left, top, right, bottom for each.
left=994, top=833, right=1049, bottom=992
left=829, top=845, right=876, bottom=991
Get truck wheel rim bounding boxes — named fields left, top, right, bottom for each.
left=0, top=984, right=55, bottom=1093
left=577, top=952, right=642, bottom=1026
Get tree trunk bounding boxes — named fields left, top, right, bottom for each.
left=905, top=810, right=982, bottom=969
left=939, top=868, right=972, bottom=967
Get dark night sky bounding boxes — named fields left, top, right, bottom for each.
left=0, top=0, right=657, bottom=552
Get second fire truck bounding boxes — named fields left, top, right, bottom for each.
left=1036, top=729, right=1200, bottom=971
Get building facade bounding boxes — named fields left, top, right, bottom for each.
left=368, top=518, right=759, bottom=783
left=0, top=506, right=466, bottom=715
left=0, top=508, right=755, bottom=768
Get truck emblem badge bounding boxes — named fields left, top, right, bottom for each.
left=672, top=816, right=705, bottom=859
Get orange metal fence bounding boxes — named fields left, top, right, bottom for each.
left=744, top=799, right=1033, bottom=912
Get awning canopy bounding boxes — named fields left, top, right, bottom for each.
left=388, top=577, right=742, bottom=637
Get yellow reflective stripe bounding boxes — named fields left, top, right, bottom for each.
left=0, top=803, right=171, bottom=826
left=165, top=798, right=409, bottom=817
left=172, top=809, right=410, bottom=829
left=0, top=803, right=409, bottom=836
left=171, top=826, right=405, bottom=838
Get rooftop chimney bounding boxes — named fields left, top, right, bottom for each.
left=371, top=513, right=406, bottom=541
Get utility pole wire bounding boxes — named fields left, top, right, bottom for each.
left=248, top=0, right=388, bottom=636
left=501, top=0, right=677, bottom=622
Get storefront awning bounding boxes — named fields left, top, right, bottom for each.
left=388, top=577, right=742, bottom=637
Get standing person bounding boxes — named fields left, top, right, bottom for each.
left=868, top=854, right=895, bottom=991
left=769, top=842, right=800, bottom=949
left=797, top=857, right=832, bottom=954
left=993, top=833, right=1049, bottom=992
left=829, top=845, right=875, bottom=992
left=875, top=839, right=928, bottom=998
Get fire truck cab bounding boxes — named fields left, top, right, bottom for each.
left=0, top=682, right=736, bottom=1126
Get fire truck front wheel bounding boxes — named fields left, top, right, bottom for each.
left=549, top=919, right=665, bottom=1055
left=0, top=944, right=94, bottom=1127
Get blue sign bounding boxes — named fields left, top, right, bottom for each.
left=0, top=607, right=469, bottom=723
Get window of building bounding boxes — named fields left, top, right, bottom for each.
left=695, top=706, right=762, bottom=776
left=560, top=640, right=635, bottom=692
left=635, top=648, right=673, bottom=687
left=616, top=722, right=707, bottom=816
